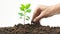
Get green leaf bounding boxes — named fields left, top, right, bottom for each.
left=26, top=9, right=31, bottom=13
left=26, top=18, right=29, bottom=20
left=20, top=7, right=24, bottom=11
left=21, top=4, right=25, bottom=8
left=26, top=16, right=30, bottom=21
left=26, top=4, right=30, bottom=9
left=20, top=4, right=25, bottom=11
left=27, top=16, right=30, bottom=19
left=18, top=13, right=24, bottom=16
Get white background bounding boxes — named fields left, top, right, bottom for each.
left=0, top=0, right=60, bottom=27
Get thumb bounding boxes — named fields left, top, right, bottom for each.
left=33, top=14, right=43, bottom=22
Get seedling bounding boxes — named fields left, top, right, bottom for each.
left=18, top=4, right=31, bottom=25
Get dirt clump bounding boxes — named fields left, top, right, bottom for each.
left=0, top=23, right=60, bottom=34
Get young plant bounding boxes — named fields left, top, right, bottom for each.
left=18, top=4, right=31, bottom=25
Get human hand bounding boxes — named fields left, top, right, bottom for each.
left=31, top=4, right=60, bottom=24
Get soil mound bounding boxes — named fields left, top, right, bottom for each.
left=0, top=23, right=60, bottom=34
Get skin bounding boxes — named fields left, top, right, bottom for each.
left=31, top=3, right=60, bottom=25
left=31, top=5, right=48, bottom=25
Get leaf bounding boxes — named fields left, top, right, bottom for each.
left=26, top=9, right=31, bottom=13
left=27, top=16, right=30, bottom=19
left=18, top=13, right=24, bottom=16
left=26, top=16, right=30, bottom=21
left=26, top=18, right=29, bottom=20
left=21, top=4, right=25, bottom=8
left=26, top=4, right=30, bottom=9
left=20, top=4, right=25, bottom=11
left=20, top=7, right=24, bottom=11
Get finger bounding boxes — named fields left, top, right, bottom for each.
left=31, top=5, right=48, bottom=23
left=31, top=8, right=42, bottom=24
left=33, top=9, right=48, bottom=22
left=31, top=7, right=42, bottom=21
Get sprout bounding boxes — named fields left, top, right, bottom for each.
left=18, top=4, right=31, bottom=25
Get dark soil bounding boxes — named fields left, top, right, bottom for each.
left=0, top=23, right=60, bottom=34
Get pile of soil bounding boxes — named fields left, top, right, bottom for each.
left=0, top=23, right=60, bottom=34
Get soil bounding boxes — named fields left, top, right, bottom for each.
left=0, top=23, right=60, bottom=34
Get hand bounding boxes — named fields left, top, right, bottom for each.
left=31, top=5, right=47, bottom=24
left=31, top=4, right=60, bottom=24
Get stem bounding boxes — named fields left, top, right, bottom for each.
left=24, top=9, right=26, bottom=33
left=24, top=14, right=25, bottom=25
left=24, top=10, right=26, bottom=25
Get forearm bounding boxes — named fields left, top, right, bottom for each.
left=55, top=3, right=60, bottom=14
left=49, top=4, right=60, bottom=15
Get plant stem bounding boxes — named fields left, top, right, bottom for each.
left=24, top=14, right=25, bottom=25
left=24, top=10, right=26, bottom=25
left=24, top=10, right=26, bottom=32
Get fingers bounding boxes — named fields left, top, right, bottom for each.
left=33, top=15, right=43, bottom=22
left=31, top=8, right=42, bottom=21
left=31, top=8, right=42, bottom=24
left=33, top=7, right=54, bottom=22
left=33, top=6, right=48, bottom=23
left=33, top=9, right=49, bottom=22
left=31, top=5, right=48, bottom=23
left=31, top=5, right=47, bottom=20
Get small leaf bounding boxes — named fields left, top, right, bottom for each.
left=26, top=18, right=29, bottom=20
left=27, top=16, right=30, bottom=19
left=26, top=16, right=30, bottom=21
left=26, top=9, right=31, bottom=13
left=20, top=7, right=24, bottom=11
left=18, top=13, right=24, bottom=16
left=20, top=4, right=25, bottom=11
left=21, top=4, right=25, bottom=8
left=26, top=4, right=30, bottom=9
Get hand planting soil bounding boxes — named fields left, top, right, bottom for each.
left=0, top=23, right=60, bottom=34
